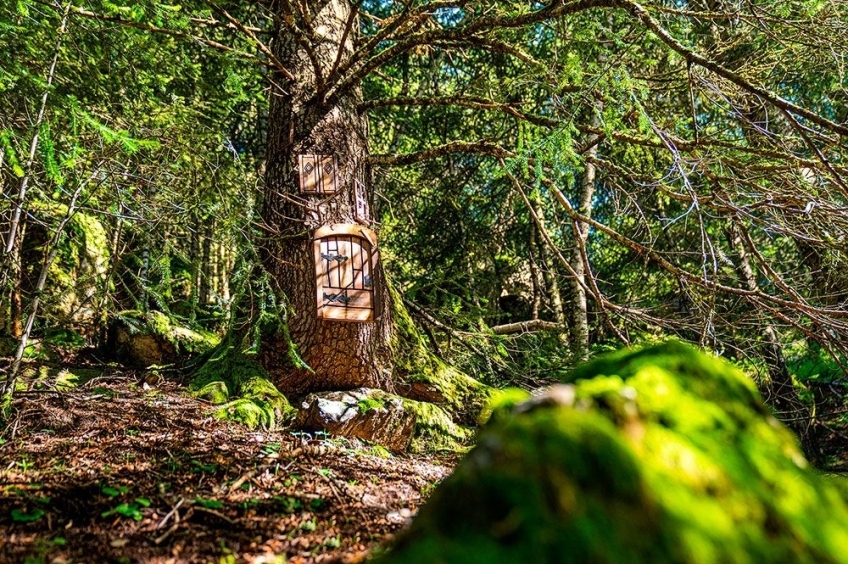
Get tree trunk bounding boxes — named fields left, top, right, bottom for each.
left=529, top=195, right=566, bottom=333
left=528, top=222, right=543, bottom=321
left=189, top=210, right=202, bottom=323
left=568, top=106, right=602, bottom=362
left=261, top=1, right=394, bottom=395
left=200, top=218, right=213, bottom=304
left=8, top=227, right=23, bottom=338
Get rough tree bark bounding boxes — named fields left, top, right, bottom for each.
left=261, top=1, right=394, bottom=395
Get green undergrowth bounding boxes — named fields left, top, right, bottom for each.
left=191, top=336, right=295, bottom=429
left=379, top=341, right=848, bottom=564
left=187, top=241, right=300, bottom=430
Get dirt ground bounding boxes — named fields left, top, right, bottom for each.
left=0, top=366, right=458, bottom=563
left=2, top=358, right=846, bottom=564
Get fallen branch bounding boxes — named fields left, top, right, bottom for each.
left=490, top=319, right=564, bottom=335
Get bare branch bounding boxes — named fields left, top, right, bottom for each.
left=371, top=141, right=513, bottom=166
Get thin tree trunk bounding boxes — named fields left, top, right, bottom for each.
left=8, top=225, right=24, bottom=338
left=262, top=0, right=394, bottom=394
left=4, top=3, right=70, bottom=256
left=528, top=222, right=542, bottom=321
left=216, top=237, right=229, bottom=301
left=200, top=219, right=213, bottom=304
left=529, top=193, right=567, bottom=340
left=223, top=242, right=233, bottom=302
left=568, top=105, right=602, bottom=362
left=96, top=208, right=123, bottom=344
left=139, top=240, right=150, bottom=312
left=188, top=210, right=205, bottom=325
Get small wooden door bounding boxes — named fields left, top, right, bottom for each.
left=313, top=224, right=378, bottom=322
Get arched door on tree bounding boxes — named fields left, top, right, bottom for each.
left=313, top=224, right=379, bottom=322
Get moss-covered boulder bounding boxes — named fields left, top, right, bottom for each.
left=403, top=397, right=471, bottom=453
left=108, top=310, right=219, bottom=367
left=21, top=204, right=110, bottom=329
left=294, top=388, right=470, bottom=453
left=377, top=341, right=848, bottom=564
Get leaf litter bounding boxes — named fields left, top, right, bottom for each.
left=0, top=368, right=455, bottom=563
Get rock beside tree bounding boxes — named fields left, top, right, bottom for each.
left=377, top=341, right=848, bottom=564
left=108, top=310, right=219, bottom=367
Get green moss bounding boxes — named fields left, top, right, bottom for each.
left=72, top=211, right=110, bottom=268
left=115, top=310, right=220, bottom=357
left=370, top=445, right=393, bottom=459
left=402, top=399, right=471, bottom=453
left=194, top=380, right=229, bottom=404
left=387, top=279, right=492, bottom=424
left=479, top=387, right=532, bottom=425
left=191, top=339, right=295, bottom=429
left=378, top=342, right=848, bottom=564
left=146, top=311, right=172, bottom=336
left=357, top=397, right=385, bottom=414
left=26, top=204, right=110, bottom=325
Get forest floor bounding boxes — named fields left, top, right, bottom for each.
left=0, top=362, right=458, bottom=564
left=2, top=358, right=847, bottom=564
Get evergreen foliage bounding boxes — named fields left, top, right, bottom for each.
left=0, top=0, right=845, bottom=462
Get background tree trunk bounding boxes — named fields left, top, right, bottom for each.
left=529, top=194, right=566, bottom=336
left=261, top=1, right=394, bottom=395
left=568, top=106, right=602, bottom=362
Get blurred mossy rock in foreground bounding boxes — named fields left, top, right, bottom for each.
left=377, top=341, right=848, bottom=564
left=107, top=310, right=219, bottom=367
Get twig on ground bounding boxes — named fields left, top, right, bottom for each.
left=156, top=497, right=184, bottom=531
left=193, top=505, right=236, bottom=525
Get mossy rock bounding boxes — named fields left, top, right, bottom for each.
left=377, top=342, right=848, bottom=564
left=294, top=388, right=471, bottom=453
left=26, top=204, right=110, bottom=327
left=109, top=310, right=219, bottom=367
left=296, top=388, right=418, bottom=452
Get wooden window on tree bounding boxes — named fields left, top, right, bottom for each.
left=354, top=179, right=369, bottom=223
left=313, top=224, right=379, bottom=322
left=299, top=154, right=338, bottom=194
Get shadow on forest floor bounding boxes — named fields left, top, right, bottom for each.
left=0, top=363, right=456, bottom=563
